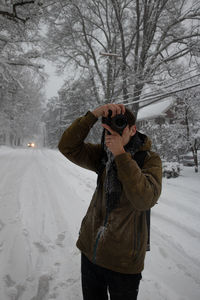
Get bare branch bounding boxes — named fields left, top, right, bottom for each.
left=5, top=59, right=44, bottom=69
left=0, top=0, right=42, bottom=23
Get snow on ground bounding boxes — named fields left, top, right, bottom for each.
left=0, top=147, right=200, bottom=300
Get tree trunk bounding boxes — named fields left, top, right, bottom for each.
left=191, top=140, right=198, bottom=173
left=131, top=83, right=144, bottom=118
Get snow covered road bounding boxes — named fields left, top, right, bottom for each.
left=0, top=147, right=200, bottom=300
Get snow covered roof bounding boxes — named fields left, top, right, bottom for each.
left=137, top=97, right=175, bottom=121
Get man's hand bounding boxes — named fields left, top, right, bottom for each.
left=92, top=103, right=125, bottom=118
left=102, top=124, right=126, bottom=157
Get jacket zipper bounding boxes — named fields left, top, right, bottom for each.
left=92, top=210, right=109, bottom=264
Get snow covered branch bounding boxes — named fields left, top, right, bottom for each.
left=6, top=58, right=44, bottom=69
left=0, top=0, right=42, bottom=23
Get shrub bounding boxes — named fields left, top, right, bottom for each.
left=162, top=161, right=181, bottom=178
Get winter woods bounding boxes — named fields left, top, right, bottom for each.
left=0, top=0, right=200, bottom=168
left=0, top=0, right=45, bottom=146
left=43, top=0, right=200, bottom=112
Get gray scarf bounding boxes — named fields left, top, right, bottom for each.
left=98, top=131, right=144, bottom=213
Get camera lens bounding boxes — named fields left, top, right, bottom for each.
left=102, top=110, right=128, bottom=135
left=112, top=115, right=127, bottom=129
left=114, top=115, right=127, bottom=128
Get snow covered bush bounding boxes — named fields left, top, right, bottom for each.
left=162, top=162, right=181, bottom=178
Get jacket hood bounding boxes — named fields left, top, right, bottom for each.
left=137, top=131, right=152, bottom=152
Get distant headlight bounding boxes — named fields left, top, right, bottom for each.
left=27, top=142, right=35, bottom=148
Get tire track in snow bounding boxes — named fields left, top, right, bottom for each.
left=168, top=180, right=199, bottom=193
left=18, top=149, right=81, bottom=299
left=160, top=196, right=200, bottom=219
left=152, top=225, right=200, bottom=286
left=152, top=210, right=200, bottom=239
left=163, top=180, right=199, bottom=204
left=39, top=149, right=97, bottom=195
left=32, top=150, right=74, bottom=243
left=0, top=149, right=44, bottom=300
left=0, top=149, right=77, bottom=299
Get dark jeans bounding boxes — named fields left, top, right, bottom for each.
left=81, top=253, right=142, bottom=300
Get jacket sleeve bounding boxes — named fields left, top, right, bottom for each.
left=115, top=151, right=162, bottom=211
left=58, top=111, right=102, bottom=172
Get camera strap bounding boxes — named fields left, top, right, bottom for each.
left=134, top=151, right=151, bottom=252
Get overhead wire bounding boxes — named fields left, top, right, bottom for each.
left=59, top=69, right=200, bottom=120
left=96, top=68, right=199, bottom=106
left=114, top=71, right=200, bottom=105
left=110, top=61, right=197, bottom=90
left=60, top=79, right=200, bottom=122
left=123, top=81, right=200, bottom=107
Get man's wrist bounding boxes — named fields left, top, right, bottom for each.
left=91, top=110, right=99, bottom=118
left=114, top=149, right=126, bottom=157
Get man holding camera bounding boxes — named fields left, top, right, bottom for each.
left=58, top=103, right=162, bottom=300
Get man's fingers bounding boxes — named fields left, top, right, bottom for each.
left=118, top=104, right=125, bottom=114
left=108, top=104, right=118, bottom=117
left=103, top=107, right=109, bottom=117
left=116, top=106, right=122, bottom=115
left=102, top=123, right=118, bottom=135
left=102, top=103, right=125, bottom=118
left=102, top=123, right=114, bottom=134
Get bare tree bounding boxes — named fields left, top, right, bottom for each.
left=0, top=0, right=47, bottom=146
left=140, top=84, right=200, bottom=172
left=0, top=0, right=45, bottom=84
left=0, top=0, right=43, bottom=23
left=43, top=0, right=200, bottom=117
left=0, top=68, right=45, bottom=146
left=175, top=88, right=200, bottom=172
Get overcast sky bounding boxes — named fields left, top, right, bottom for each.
left=44, top=62, right=65, bottom=99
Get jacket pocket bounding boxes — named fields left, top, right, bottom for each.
left=102, top=212, right=135, bottom=260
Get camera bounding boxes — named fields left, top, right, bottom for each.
left=102, top=109, right=128, bottom=135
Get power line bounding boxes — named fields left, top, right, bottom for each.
left=60, top=81, right=200, bottom=121
left=98, top=67, right=199, bottom=104
left=115, top=72, right=200, bottom=105
left=123, top=81, right=200, bottom=107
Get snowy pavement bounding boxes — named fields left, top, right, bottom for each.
left=0, top=147, right=200, bottom=300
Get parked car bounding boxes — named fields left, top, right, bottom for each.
left=180, top=152, right=198, bottom=166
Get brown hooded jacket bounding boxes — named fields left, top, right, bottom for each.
left=58, top=111, right=162, bottom=274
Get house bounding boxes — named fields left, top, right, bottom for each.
left=137, top=97, right=176, bottom=126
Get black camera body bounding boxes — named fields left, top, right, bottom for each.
left=102, top=109, right=128, bottom=135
